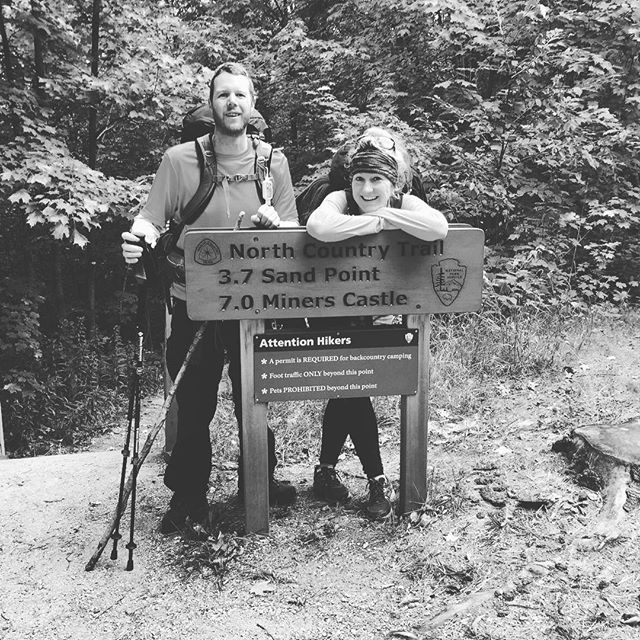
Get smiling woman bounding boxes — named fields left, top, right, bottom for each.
left=304, top=128, right=449, bottom=520
left=305, top=132, right=448, bottom=243
left=348, top=142, right=398, bottom=213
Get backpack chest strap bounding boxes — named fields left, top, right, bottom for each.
left=214, top=173, right=261, bottom=184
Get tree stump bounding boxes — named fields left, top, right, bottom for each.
left=553, top=418, right=640, bottom=548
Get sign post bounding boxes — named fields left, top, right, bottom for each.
left=239, top=319, right=269, bottom=533
left=400, top=314, right=430, bottom=513
left=184, top=226, right=483, bottom=532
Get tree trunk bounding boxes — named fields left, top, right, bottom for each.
left=1, top=3, right=22, bottom=135
left=88, top=0, right=101, bottom=169
left=87, top=260, right=96, bottom=339
left=0, top=2, right=14, bottom=82
left=86, top=0, right=102, bottom=338
left=31, top=0, right=46, bottom=96
left=88, top=112, right=98, bottom=169
left=53, top=243, right=66, bottom=323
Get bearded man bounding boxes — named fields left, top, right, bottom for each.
left=121, top=62, right=298, bottom=533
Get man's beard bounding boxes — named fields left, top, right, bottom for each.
left=214, top=112, right=250, bottom=137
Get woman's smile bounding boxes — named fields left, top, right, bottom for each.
left=351, top=172, right=394, bottom=213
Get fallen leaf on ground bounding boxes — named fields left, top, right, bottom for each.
left=480, top=485, right=507, bottom=507
left=426, top=590, right=494, bottom=629
left=527, top=563, right=551, bottom=576
left=621, top=612, right=640, bottom=626
left=250, top=580, right=275, bottom=596
left=388, top=631, right=419, bottom=639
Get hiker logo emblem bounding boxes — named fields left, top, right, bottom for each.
left=431, top=258, right=467, bottom=306
left=194, top=239, right=221, bottom=266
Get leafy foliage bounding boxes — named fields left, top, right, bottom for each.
left=0, top=277, right=43, bottom=402
left=1, top=315, right=161, bottom=456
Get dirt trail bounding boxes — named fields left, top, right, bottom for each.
left=1, top=314, right=639, bottom=640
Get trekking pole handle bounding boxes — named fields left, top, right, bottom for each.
left=129, top=235, right=153, bottom=284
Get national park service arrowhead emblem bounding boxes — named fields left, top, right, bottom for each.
left=404, top=332, right=414, bottom=344
left=194, top=239, right=221, bottom=265
left=431, top=258, right=467, bottom=306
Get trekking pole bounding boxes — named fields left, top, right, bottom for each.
left=85, top=320, right=208, bottom=572
left=110, top=245, right=148, bottom=563
left=125, top=329, right=143, bottom=571
left=109, top=373, right=136, bottom=560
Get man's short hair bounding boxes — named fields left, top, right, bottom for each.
left=209, top=62, right=256, bottom=102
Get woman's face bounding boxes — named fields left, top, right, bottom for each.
left=351, top=172, right=394, bottom=213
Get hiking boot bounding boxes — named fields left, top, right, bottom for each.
left=366, top=476, right=394, bottom=520
left=160, top=496, right=188, bottom=535
left=269, top=478, right=297, bottom=506
left=313, top=464, right=349, bottom=503
left=187, top=493, right=210, bottom=524
left=160, top=492, right=208, bottom=535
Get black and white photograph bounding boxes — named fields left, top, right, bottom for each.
left=1, top=0, right=639, bottom=638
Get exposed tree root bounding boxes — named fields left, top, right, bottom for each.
left=553, top=420, right=640, bottom=550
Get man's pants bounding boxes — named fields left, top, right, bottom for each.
left=163, top=300, right=277, bottom=497
left=319, top=396, right=384, bottom=478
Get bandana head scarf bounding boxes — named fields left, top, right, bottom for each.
left=348, top=144, right=399, bottom=187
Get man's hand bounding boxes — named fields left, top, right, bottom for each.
left=121, top=219, right=159, bottom=264
left=121, top=231, right=145, bottom=264
left=251, top=204, right=281, bottom=229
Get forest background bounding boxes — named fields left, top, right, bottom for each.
left=0, top=0, right=639, bottom=456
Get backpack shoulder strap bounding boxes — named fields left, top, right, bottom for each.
left=390, top=193, right=403, bottom=209
left=345, top=190, right=359, bottom=216
left=179, top=134, right=217, bottom=226
left=161, top=135, right=217, bottom=256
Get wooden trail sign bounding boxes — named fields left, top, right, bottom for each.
left=184, top=226, right=483, bottom=320
left=184, top=226, right=484, bottom=533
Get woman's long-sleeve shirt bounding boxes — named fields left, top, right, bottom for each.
left=305, top=190, right=448, bottom=242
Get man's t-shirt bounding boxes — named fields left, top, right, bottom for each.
left=137, top=138, right=298, bottom=299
